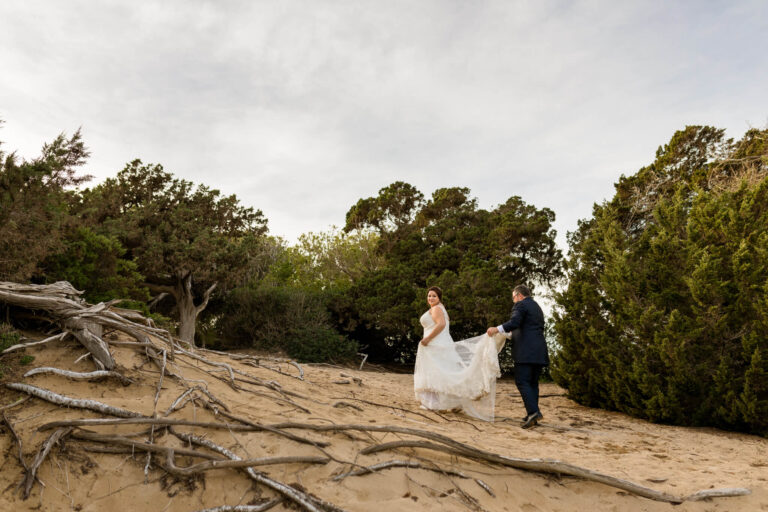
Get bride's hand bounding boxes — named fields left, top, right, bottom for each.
left=420, top=338, right=430, bottom=346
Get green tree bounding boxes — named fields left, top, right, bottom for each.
left=212, top=236, right=359, bottom=363
left=43, top=227, right=147, bottom=303
left=0, top=127, right=91, bottom=281
left=553, top=126, right=768, bottom=436
left=79, top=160, right=268, bottom=344
left=343, top=183, right=563, bottom=364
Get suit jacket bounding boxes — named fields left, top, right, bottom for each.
left=501, top=296, right=549, bottom=365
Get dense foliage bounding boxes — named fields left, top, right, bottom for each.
left=76, top=160, right=269, bottom=343
left=553, top=126, right=768, bottom=435
left=0, top=129, right=91, bottom=281
left=208, top=236, right=360, bottom=363
left=340, top=183, right=563, bottom=365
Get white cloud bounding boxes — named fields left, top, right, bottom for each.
left=1, top=0, right=767, bottom=247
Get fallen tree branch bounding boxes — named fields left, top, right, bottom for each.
left=6, top=383, right=142, bottom=418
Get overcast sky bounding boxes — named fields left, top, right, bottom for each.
left=2, top=1, right=767, bottom=248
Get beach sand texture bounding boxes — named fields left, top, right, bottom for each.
left=0, top=335, right=766, bottom=512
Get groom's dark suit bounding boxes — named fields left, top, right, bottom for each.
left=500, top=296, right=548, bottom=419
left=501, top=296, right=548, bottom=365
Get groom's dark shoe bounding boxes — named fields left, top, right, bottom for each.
left=521, top=411, right=543, bottom=429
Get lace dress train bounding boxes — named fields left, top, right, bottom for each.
left=413, top=305, right=505, bottom=421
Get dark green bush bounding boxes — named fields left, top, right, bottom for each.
left=553, top=126, right=768, bottom=436
left=0, top=323, right=21, bottom=351
left=216, top=283, right=358, bottom=363
left=271, top=325, right=358, bottom=363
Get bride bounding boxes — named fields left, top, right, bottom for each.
left=413, top=286, right=505, bottom=421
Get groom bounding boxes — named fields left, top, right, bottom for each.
left=487, top=285, right=549, bottom=429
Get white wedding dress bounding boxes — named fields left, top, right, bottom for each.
left=413, top=304, right=505, bottom=421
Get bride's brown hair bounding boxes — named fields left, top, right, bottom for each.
left=427, top=286, right=443, bottom=302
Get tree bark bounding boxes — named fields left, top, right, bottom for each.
left=173, top=271, right=216, bottom=345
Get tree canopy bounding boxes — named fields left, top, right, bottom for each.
left=0, top=128, right=91, bottom=281
left=341, top=182, right=563, bottom=364
left=76, top=160, right=269, bottom=343
left=553, top=126, right=768, bottom=436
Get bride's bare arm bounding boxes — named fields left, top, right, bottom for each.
left=420, top=306, right=446, bottom=346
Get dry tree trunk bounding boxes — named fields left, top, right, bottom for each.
left=0, top=281, right=172, bottom=369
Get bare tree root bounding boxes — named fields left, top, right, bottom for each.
left=332, top=459, right=468, bottom=482
left=328, top=397, right=438, bottom=423
left=5, top=382, right=142, bottom=418
left=171, top=430, right=347, bottom=512
left=199, top=348, right=305, bottom=381
left=0, top=395, right=30, bottom=411
left=22, top=427, right=72, bottom=499
left=1, top=280, right=751, bottom=509
left=267, top=422, right=751, bottom=505
left=161, top=449, right=329, bottom=476
left=38, top=417, right=331, bottom=448
left=2, top=411, right=28, bottom=471
left=23, top=367, right=133, bottom=385
left=70, top=430, right=223, bottom=460
left=2, top=332, right=69, bottom=354
left=0, top=282, right=177, bottom=368
left=191, top=497, right=283, bottom=512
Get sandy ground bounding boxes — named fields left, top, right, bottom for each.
left=0, top=335, right=767, bottom=512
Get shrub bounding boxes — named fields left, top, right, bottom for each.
left=0, top=323, right=21, bottom=351
left=216, top=283, right=358, bottom=363
left=273, top=325, right=358, bottom=363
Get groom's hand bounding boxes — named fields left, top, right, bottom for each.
left=486, top=327, right=499, bottom=336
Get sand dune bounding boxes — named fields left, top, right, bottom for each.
left=0, top=335, right=766, bottom=512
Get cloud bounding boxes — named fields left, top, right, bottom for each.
left=1, top=0, right=767, bottom=246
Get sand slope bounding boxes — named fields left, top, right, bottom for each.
left=0, top=336, right=766, bottom=512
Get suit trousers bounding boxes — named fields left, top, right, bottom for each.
left=514, top=363, right=543, bottom=416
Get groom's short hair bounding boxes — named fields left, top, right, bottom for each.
left=514, top=285, right=531, bottom=297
